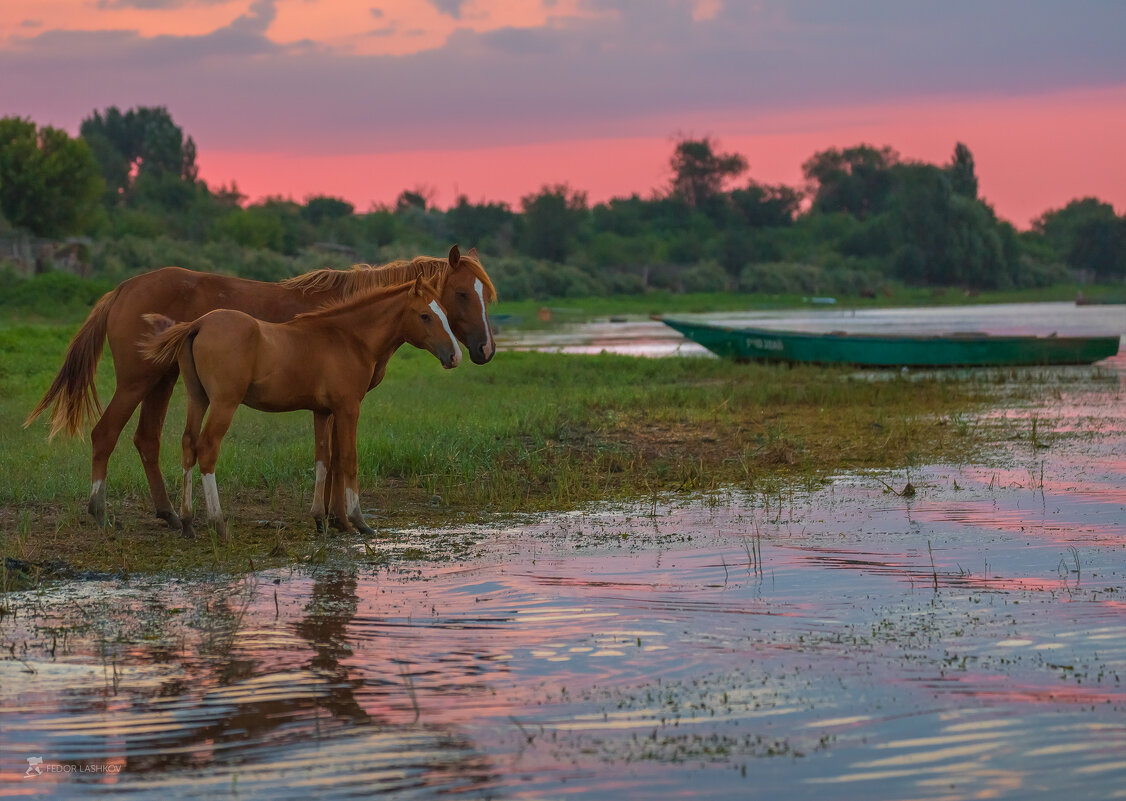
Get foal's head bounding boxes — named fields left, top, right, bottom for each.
left=440, top=245, right=497, bottom=365
left=401, top=277, right=462, bottom=370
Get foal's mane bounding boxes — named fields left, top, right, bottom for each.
left=282, top=254, right=497, bottom=303
left=290, top=279, right=424, bottom=321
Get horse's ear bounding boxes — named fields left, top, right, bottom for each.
left=410, top=275, right=426, bottom=296
left=448, top=244, right=461, bottom=269
left=467, top=247, right=478, bottom=260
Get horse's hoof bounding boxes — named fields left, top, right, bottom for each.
left=181, top=520, right=196, bottom=539
left=351, top=517, right=376, bottom=536
left=314, top=516, right=328, bottom=535
left=87, top=498, right=108, bottom=528
left=157, top=510, right=182, bottom=530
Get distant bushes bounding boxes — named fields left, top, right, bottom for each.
left=0, top=270, right=114, bottom=317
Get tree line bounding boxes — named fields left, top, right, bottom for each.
left=1, top=106, right=1124, bottom=300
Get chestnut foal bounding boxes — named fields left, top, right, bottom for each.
left=143, top=277, right=460, bottom=539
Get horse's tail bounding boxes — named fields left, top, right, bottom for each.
left=24, top=286, right=121, bottom=439
left=140, top=314, right=207, bottom=405
left=141, top=314, right=196, bottom=369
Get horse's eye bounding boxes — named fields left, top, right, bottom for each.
left=421, top=313, right=431, bottom=322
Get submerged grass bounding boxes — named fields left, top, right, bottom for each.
left=0, top=317, right=1049, bottom=580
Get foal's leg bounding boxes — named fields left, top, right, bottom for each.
left=195, top=402, right=239, bottom=542
left=310, top=411, right=331, bottom=533
left=133, top=370, right=182, bottom=530
left=333, top=405, right=374, bottom=536
left=326, top=419, right=351, bottom=532
left=179, top=394, right=207, bottom=539
left=88, top=380, right=152, bottom=526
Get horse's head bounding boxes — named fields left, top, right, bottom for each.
left=402, top=276, right=461, bottom=370
left=440, top=244, right=497, bottom=365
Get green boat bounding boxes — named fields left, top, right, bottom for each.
left=661, top=318, right=1122, bottom=367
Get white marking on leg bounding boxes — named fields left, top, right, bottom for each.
left=311, top=460, right=327, bottom=514
left=91, top=479, right=104, bottom=497
left=345, top=488, right=360, bottom=517
left=181, top=469, right=192, bottom=517
left=202, top=473, right=223, bottom=524
left=428, top=300, right=461, bottom=366
left=473, top=278, right=494, bottom=354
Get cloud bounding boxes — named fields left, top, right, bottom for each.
left=1, top=0, right=1123, bottom=155
left=428, top=0, right=469, bottom=19
left=96, top=0, right=233, bottom=8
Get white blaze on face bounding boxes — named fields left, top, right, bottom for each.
left=428, top=299, right=461, bottom=365
left=473, top=278, right=494, bottom=352
left=202, top=473, right=223, bottom=521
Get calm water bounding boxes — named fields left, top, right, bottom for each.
left=3, top=374, right=1125, bottom=799
left=498, top=302, right=1126, bottom=359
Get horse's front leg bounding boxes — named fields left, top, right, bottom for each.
left=310, top=411, right=332, bottom=533
left=333, top=405, right=374, bottom=536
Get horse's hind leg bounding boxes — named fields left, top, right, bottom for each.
left=179, top=393, right=207, bottom=539
left=196, top=401, right=238, bottom=541
left=88, top=382, right=150, bottom=526
left=134, top=370, right=181, bottom=530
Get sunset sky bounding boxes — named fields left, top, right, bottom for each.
left=2, top=0, right=1124, bottom=227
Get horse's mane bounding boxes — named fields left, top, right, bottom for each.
left=290, top=279, right=423, bottom=322
left=282, top=254, right=497, bottom=303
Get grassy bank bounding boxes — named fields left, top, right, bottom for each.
left=0, top=315, right=1015, bottom=582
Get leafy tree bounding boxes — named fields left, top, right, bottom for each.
left=395, top=189, right=429, bottom=213
left=519, top=184, right=588, bottom=262
left=802, top=144, right=899, bottom=219
left=889, top=164, right=1010, bottom=288
left=1033, top=198, right=1126, bottom=279
left=946, top=142, right=978, bottom=199
left=669, top=137, right=748, bottom=208
left=80, top=106, right=197, bottom=204
left=0, top=116, right=104, bottom=237
left=301, top=195, right=354, bottom=225
left=730, top=181, right=803, bottom=228
left=446, top=196, right=516, bottom=250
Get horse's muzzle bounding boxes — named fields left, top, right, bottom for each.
left=470, top=340, right=496, bottom=365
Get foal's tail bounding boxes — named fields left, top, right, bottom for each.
left=24, top=285, right=121, bottom=439
left=141, top=315, right=207, bottom=404
left=141, top=314, right=197, bottom=368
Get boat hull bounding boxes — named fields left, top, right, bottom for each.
left=662, top=319, right=1121, bottom=367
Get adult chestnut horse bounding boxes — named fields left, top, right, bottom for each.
left=25, top=246, right=496, bottom=528
left=143, top=276, right=461, bottom=538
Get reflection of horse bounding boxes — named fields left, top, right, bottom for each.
left=24, top=246, right=496, bottom=528
left=143, top=277, right=460, bottom=538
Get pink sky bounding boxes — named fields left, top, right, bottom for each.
left=3, top=1, right=1125, bottom=228
left=199, top=86, right=1126, bottom=228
